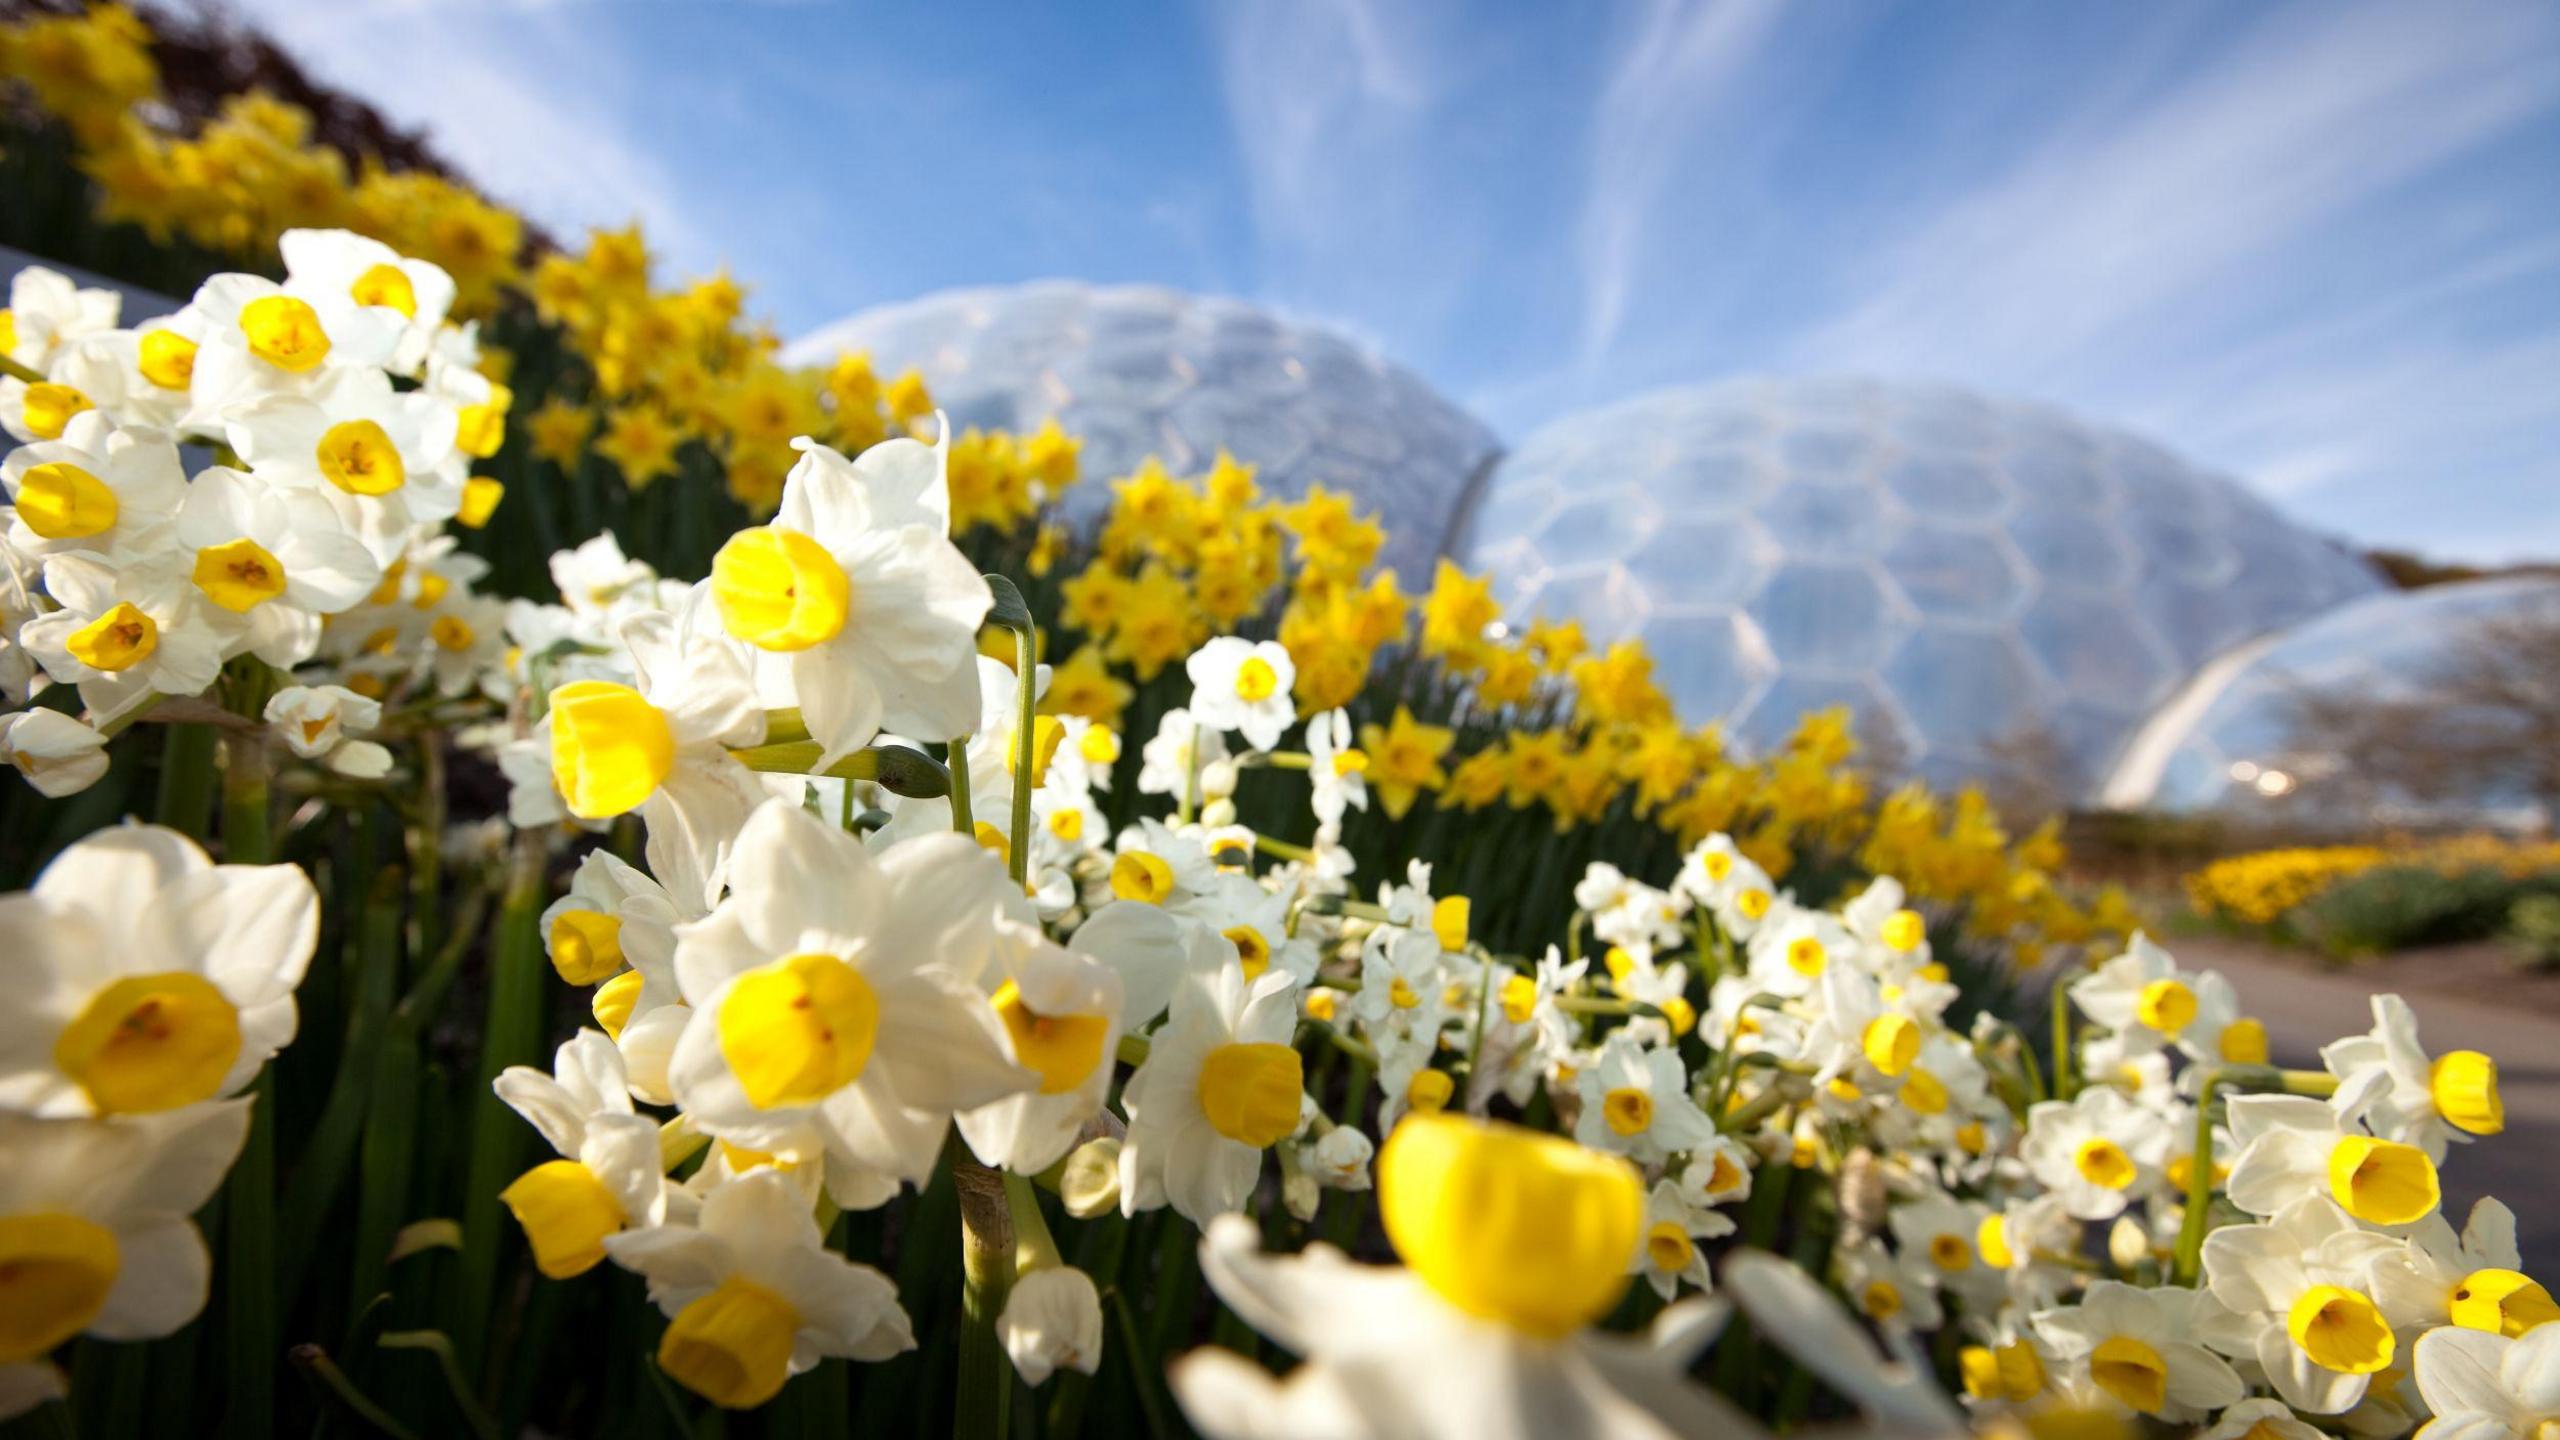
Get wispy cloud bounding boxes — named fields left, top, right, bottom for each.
left=1790, top=1, right=2560, bottom=376
left=1572, top=0, right=1786, bottom=367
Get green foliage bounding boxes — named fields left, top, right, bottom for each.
left=2294, top=863, right=2560, bottom=961
left=2507, top=893, right=2560, bottom=970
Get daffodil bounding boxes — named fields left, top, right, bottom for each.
left=17, top=553, right=225, bottom=722
left=955, top=917, right=1124, bottom=1174
left=547, top=606, right=765, bottom=907
left=603, top=1170, right=914, bottom=1409
left=2, top=409, right=183, bottom=565
left=2201, top=1194, right=2415, bottom=1413
left=0, top=709, right=109, bottom=797
left=224, top=366, right=463, bottom=564
left=1303, top=707, right=1368, bottom=825
left=1573, top=1032, right=1716, bottom=1167
left=1632, top=1178, right=1728, bottom=1300
left=175, top=466, right=380, bottom=667
left=1118, top=965, right=1303, bottom=1223
left=2411, top=1321, right=2560, bottom=1440
left=3, top=266, right=119, bottom=372
left=665, top=801, right=1034, bottom=1188
left=1184, top=636, right=1295, bottom=752
left=2323, top=993, right=2504, bottom=1159
left=261, top=684, right=390, bottom=778
left=2224, top=1094, right=2442, bottom=1228
left=708, top=432, right=990, bottom=767
left=179, top=271, right=405, bottom=422
left=492, top=1030, right=672, bottom=1278
left=1170, top=1116, right=1744, bottom=1440
left=0, top=1101, right=249, bottom=1403
left=2366, top=1198, right=2556, bottom=1337
left=2018, top=1087, right=2167, bottom=1221
left=277, top=228, right=456, bottom=376
left=0, top=823, right=316, bottom=1118
left=2032, top=1281, right=2244, bottom=1419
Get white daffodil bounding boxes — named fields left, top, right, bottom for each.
left=2, top=409, right=183, bottom=565
left=956, top=917, right=1124, bottom=1175
left=1840, top=1238, right=1944, bottom=1334
left=603, top=1170, right=914, bottom=1409
left=492, top=1030, right=672, bottom=1279
left=2018, top=1086, right=2167, bottom=1221
left=2412, top=1322, right=2560, bottom=1440
left=1745, top=905, right=1852, bottom=999
left=419, top=590, right=510, bottom=699
left=2201, top=1194, right=2412, bottom=1413
left=1888, top=1190, right=2007, bottom=1312
left=1677, top=1135, right=1755, bottom=1209
left=2032, top=1281, right=2244, bottom=1420
left=706, top=433, right=990, bottom=769
left=1573, top=1031, right=1716, bottom=1167
left=665, top=802, right=1034, bottom=1189
left=18, top=552, right=225, bottom=721
left=2223, top=1093, right=2442, bottom=1229
left=178, top=271, right=404, bottom=421
left=541, top=849, right=698, bottom=1102
left=0, top=1101, right=249, bottom=1404
left=2071, top=932, right=2215, bottom=1058
left=1842, top=874, right=1933, bottom=972
left=1046, top=713, right=1119, bottom=795
left=176, top=467, right=380, bottom=667
left=262, top=684, right=390, bottom=778
left=1118, top=964, right=1302, bottom=1223
left=2323, top=993, right=2504, bottom=1160
left=0, top=708, right=108, bottom=796
left=2368, top=1197, right=2558, bottom=1337
left=225, top=366, right=463, bottom=563
left=1171, top=1114, right=1746, bottom=1440
left=1718, top=1247, right=1967, bottom=1433
left=1632, top=1178, right=1729, bottom=1301
left=276, top=228, right=456, bottom=376
left=3, top=266, right=119, bottom=371
left=1137, top=705, right=1228, bottom=799
left=1677, top=833, right=1777, bottom=942
left=1308, top=1123, right=1374, bottom=1191
left=1184, top=636, right=1295, bottom=752
left=1801, top=961, right=1927, bottom=1091
left=550, top=532, right=662, bottom=626
left=999, top=1265, right=1104, bottom=1387
left=547, top=606, right=766, bottom=907
left=0, top=823, right=317, bottom=1119
left=1187, top=872, right=1317, bottom=992
left=1303, top=707, right=1367, bottom=825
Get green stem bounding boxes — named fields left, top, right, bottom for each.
left=1107, top=1288, right=1174, bottom=1440
left=2172, top=1069, right=2220, bottom=1285
left=2050, top=974, right=2076, bottom=1101
left=0, top=352, right=41, bottom=384
left=1005, top=1171, right=1061, bottom=1273
left=1010, top=621, right=1036, bottom=886
left=154, top=723, right=219, bottom=839
left=950, top=735, right=975, bottom=834
left=1177, top=721, right=1200, bottom=825
left=953, top=1156, right=1016, bottom=1438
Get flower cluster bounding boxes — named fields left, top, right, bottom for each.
left=0, top=822, right=317, bottom=1412
left=0, top=241, right=525, bottom=786
left=2190, top=838, right=2560, bottom=929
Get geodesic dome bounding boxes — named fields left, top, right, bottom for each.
left=1457, top=377, right=2384, bottom=795
left=786, top=283, right=1501, bottom=580
left=2102, top=575, right=2560, bottom=822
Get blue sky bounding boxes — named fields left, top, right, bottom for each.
left=235, top=0, right=2560, bottom=562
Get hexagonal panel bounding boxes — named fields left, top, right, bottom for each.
left=1883, top=525, right=2028, bottom=623
left=1747, top=562, right=1909, bottom=674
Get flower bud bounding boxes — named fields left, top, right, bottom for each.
left=1059, top=1137, right=1122, bottom=1218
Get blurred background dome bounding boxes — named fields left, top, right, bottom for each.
left=786, top=282, right=1501, bottom=580
left=2102, top=575, right=2560, bottom=825
left=1456, top=377, right=2384, bottom=798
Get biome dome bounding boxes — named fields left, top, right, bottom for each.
left=2104, top=574, right=2560, bottom=823
left=788, top=282, right=1502, bottom=580
left=1458, top=376, right=2383, bottom=796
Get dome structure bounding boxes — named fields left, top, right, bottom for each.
left=2102, top=575, right=2560, bottom=823
left=786, top=283, right=1501, bottom=579
left=1457, top=377, right=2384, bottom=795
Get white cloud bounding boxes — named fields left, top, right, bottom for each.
left=221, top=0, right=716, bottom=269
